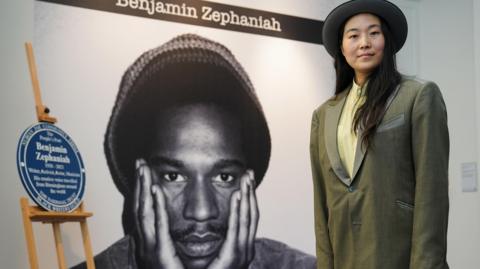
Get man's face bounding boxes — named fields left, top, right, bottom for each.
left=147, top=103, right=246, bottom=269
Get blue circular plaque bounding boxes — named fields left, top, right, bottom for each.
left=16, top=123, right=85, bottom=212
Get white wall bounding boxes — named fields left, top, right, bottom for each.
left=476, top=0, right=480, bottom=178
left=0, top=1, right=36, bottom=269
left=416, top=0, right=480, bottom=267
left=1, top=0, right=480, bottom=268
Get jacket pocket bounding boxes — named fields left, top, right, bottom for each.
left=377, top=113, right=405, bottom=132
left=395, top=200, right=414, bottom=211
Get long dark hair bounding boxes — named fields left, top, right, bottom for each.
left=334, top=16, right=402, bottom=148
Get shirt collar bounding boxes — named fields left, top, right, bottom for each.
left=351, top=79, right=367, bottom=97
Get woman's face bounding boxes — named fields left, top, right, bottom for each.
left=341, top=13, right=385, bottom=81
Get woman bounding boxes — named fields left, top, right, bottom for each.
left=310, top=0, right=449, bottom=268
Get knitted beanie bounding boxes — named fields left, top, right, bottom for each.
left=104, top=34, right=271, bottom=197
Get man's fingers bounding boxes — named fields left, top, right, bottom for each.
left=152, top=185, right=168, bottom=236
left=209, top=190, right=240, bottom=268
left=237, top=173, right=251, bottom=261
left=247, top=170, right=259, bottom=262
left=133, top=159, right=145, bottom=254
left=208, top=172, right=254, bottom=269
left=151, top=185, right=175, bottom=253
left=136, top=159, right=156, bottom=250
left=148, top=184, right=184, bottom=268
left=218, top=190, right=240, bottom=261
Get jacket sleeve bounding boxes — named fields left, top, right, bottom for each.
left=409, top=82, right=449, bottom=269
left=310, top=110, right=334, bottom=269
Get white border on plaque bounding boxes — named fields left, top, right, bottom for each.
left=17, top=123, right=86, bottom=212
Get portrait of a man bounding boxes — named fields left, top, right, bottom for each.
left=72, top=33, right=316, bottom=269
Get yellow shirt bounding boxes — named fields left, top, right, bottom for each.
left=337, top=80, right=366, bottom=178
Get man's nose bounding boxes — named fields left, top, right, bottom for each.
left=183, top=178, right=219, bottom=221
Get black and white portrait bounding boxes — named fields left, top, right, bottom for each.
left=72, top=34, right=316, bottom=269
left=26, top=1, right=333, bottom=268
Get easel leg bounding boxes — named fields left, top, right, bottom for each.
left=20, top=197, right=40, bottom=269
left=19, top=197, right=95, bottom=268
left=80, top=220, right=96, bottom=269
left=52, top=223, right=67, bottom=269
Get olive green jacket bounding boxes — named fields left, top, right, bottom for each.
left=310, top=78, right=449, bottom=269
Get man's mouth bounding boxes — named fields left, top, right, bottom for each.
left=175, top=233, right=223, bottom=258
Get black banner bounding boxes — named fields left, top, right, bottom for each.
left=37, top=0, right=324, bottom=44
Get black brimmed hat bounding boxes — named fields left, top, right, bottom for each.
left=104, top=34, right=271, bottom=197
left=322, top=0, right=408, bottom=57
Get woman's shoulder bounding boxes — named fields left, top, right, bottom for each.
left=400, top=75, right=440, bottom=92
left=397, top=75, right=444, bottom=105
left=313, top=90, right=349, bottom=113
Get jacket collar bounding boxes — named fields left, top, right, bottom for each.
left=324, top=90, right=351, bottom=185
left=324, top=84, right=401, bottom=186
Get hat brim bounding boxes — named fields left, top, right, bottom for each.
left=322, top=0, right=408, bottom=57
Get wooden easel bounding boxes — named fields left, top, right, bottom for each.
left=20, top=198, right=95, bottom=269
left=20, top=43, right=96, bottom=269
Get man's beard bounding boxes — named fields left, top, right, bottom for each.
left=171, top=222, right=228, bottom=261
left=170, top=222, right=227, bottom=241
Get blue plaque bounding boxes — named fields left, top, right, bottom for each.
left=17, top=123, right=86, bottom=212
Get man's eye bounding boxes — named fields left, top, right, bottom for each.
left=348, top=34, right=358, bottom=39
left=213, top=173, right=235, bottom=183
left=163, top=172, right=186, bottom=182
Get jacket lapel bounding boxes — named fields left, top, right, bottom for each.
left=350, top=84, right=402, bottom=181
left=324, top=90, right=351, bottom=186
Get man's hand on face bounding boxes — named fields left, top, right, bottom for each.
left=208, top=170, right=259, bottom=269
left=134, top=158, right=259, bottom=269
left=134, top=158, right=183, bottom=269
